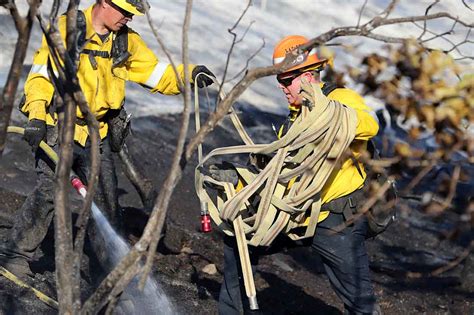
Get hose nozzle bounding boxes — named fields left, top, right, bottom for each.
left=200, top=201, right=212, bottom=233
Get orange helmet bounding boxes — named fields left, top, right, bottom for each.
left=273, top=35, right=327, bottom=74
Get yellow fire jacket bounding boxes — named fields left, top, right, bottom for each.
left=280, top=84, right=379, bottom=222
left=22, top=5, right=195, bottom=146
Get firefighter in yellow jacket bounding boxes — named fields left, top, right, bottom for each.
left=0, top=0, right=214, bottom=277
left=218, top=36, right=382, bottom=314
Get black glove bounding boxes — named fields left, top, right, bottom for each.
left=207, top=162, right=239, bottom=186
left=23, top=119, right=46, bottom=152
left=192, top=65, right=215, bottom=88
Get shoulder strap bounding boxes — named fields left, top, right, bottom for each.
left=64, top=10, right=87, bottom=63
left=76, top=10, right=87, bottom=50
left=111, top=26, right=130, bottom=68
left=75, top=10, right=130, bottom=68
left=351, top=139, right=379, bottom=179
left=321, top=82, right=339, bottom=96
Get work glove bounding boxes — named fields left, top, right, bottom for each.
left=23, top=119, right=46, bottom=152
left=207, top=162, right=239, bottom=186
left=192, top=65, right=215, bottom=88
left=299, top=77, right=329, bottom=110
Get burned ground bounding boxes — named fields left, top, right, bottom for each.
left=0, top=109, right=472, bottom=314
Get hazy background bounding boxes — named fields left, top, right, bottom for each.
left=1, top=0, right=472, bottom=116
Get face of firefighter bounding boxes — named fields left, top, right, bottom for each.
left=101, top=0, right=133, bottom=32
left=278, top=71, right=318, bottom=107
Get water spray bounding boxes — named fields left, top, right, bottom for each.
left=6, top=126, right=175, bottom=314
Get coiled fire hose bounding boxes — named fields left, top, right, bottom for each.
left=193, top=77, right=358, bottom=311
left=2, top=126, right=93, bottom=309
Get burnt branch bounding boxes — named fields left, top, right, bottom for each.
left=0, top=0, right=40, bottom=156
left=36, top=3, right=101, bottom=311
left=138, top=0, right=194, bottom=290
left=119, top=144, right=156, bottom=209
left=39, top=1, right=76, bottom=312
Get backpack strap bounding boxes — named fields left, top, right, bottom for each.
left=111, top=26, right=130, bottom=68
left=75, top=9, right=130, bottom=69
left=76, top=10, right=87, bottom=53
left=321, top=82, right=339, bottom=96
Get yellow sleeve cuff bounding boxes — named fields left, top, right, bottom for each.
left=26, top=100, right=47, bottom=121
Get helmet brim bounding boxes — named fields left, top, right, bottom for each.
left=111, top=0, right=146, bottom=16
left=279, top=59, right=328, bottom=78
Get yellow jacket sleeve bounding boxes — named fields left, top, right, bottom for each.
left=126, top=30, right=195, bottom=95
left=22, top=37, right=56, bottom=122
left=328, top=88, right=379, bottom=140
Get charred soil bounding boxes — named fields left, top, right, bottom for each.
left=0, top=110, right=472, bottom=314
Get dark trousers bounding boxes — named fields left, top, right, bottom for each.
left=218, top=213, right=376, bottom=315
left=0, top=127, right=119, bottom=261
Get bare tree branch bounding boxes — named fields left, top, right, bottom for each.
left=418, top=0, right=440, bottom=40
left=143, top=0, right=184, bottom=92
left=357, top=0, right=369, bottom=28
left=0, top=0, right=40, bottom=156
left=228, top=38, right=265, bottom=83
left=37, top=1, right=76, bottom=311
left=36, top=3, right=101, bottom=311
left=81, top=250, right=142, bottom=314
left=119, top=144, right=156, bottom=209
left=379, top=0, right=399, bottom=19
left=81, top=2, right=474, bottom=310
left=461, top=0, right=472, bottom=11
left=217, top=0, right=253, bottom=101
left=138, top=0, right=195, bottom=290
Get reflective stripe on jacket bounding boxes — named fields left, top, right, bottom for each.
left=22, top=4, right=194, bottom=146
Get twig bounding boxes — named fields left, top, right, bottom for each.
left=143, top=0, right=184, bottom=92
left=357, top=0, right=369, bottom=28
left=402, top=160, right=435, bottom=194
left=418, top=0, right=440, bottom=40
left=461, top=0, right=472, bottom=11
left=37, top=4, right=101, bottom=311
left=432, top=240, right=474, bottom=276
left=407, top=240, right=473, bottom=278
left=0, top=0, right=40, bottom=156
left=119, top=144, right=156, bottom=209
left=228, top=38, right=265, bottom=83
left=438, top=165, right=460, bottom=211
left=138, top=0, right=195, bottom=291
left=217, top=0, right=253, bottom=103
left=330, top=178, right=394, bottom=234
left=379, top=0, right=399, bottom=19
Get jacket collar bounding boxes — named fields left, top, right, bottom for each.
left=83, top=5, right=111, bottom=44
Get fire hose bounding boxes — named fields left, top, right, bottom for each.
left=1, top=126, right=93, bottom=309
left=193, top=78, right=358, bottom=311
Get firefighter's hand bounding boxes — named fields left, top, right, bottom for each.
left=23, top=119, right=46, bottom=152
left=192, top=65, right=215, bottom=88
left=208, top=162, right=239, bottom=186
left=299, top=77, right=328, bottom=108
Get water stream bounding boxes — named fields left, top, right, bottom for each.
left=90, top=202, right=175, bottom=314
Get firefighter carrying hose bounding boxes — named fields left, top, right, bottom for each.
left=215, top=35, right=382, bottom=314
left=0, top=0, right=215, bottom=279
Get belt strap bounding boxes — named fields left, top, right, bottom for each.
left=323, top=187, right=364, bottom=220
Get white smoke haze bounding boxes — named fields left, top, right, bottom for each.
left=1, top=0, right=472, bottom=116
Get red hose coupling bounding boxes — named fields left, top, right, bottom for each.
left=71, top=177, right=87, bottom=197
left=200, top=201, right=212, bottom=233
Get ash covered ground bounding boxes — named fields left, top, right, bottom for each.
left=0, top=107, right=473, bottom=314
